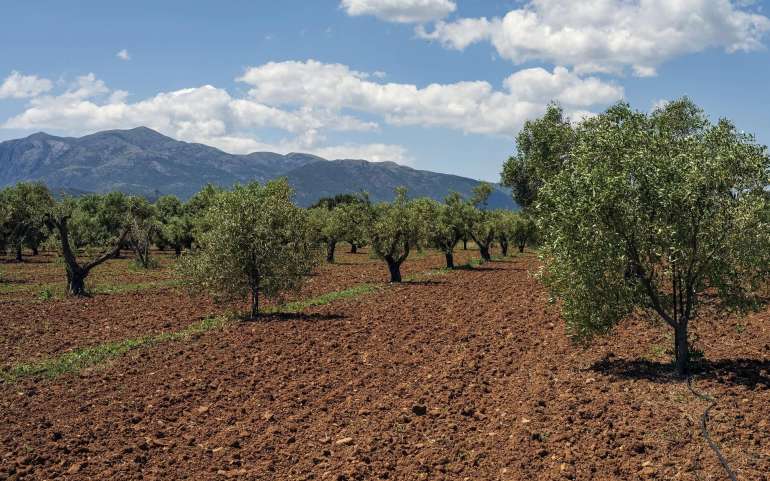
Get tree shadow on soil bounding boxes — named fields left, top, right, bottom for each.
left=402, top=279, right=446, bottom=286
left=589, top=356, right=770, bottom=389
left=253, top=312, right=346, bottom=323
left=452, top=265, right=499, bottom=272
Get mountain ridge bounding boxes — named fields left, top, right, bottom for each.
left=0, top=127, right=516, bottom=209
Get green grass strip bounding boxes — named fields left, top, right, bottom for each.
left=1, top=283, right=381, bottom=383
left=270, top=283, right=379, bottom=313
left=1, top=316, right=230, bottom=383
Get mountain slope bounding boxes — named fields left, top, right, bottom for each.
left=0, top=127, right=517, bottom=208
left=286, top=159, right=514, bottom=208
left=0, top=127, right=318, bottom=199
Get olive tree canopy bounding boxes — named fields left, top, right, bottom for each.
left=177, top=179, right=318, bottom=319
left=537, top=98, right=770, bottom=375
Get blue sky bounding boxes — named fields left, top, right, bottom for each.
left=1, top=0, right=769, bottom=182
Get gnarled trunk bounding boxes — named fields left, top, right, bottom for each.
left=518, top=241, right=526, bottom=253
left=479, top=244, right=491, bottom=261
left=326, top=239, right=337, bottom=263
left=350, top=243, right=357, bottom=254
left=500, top=239, right=509, bottom=257
left=386, top=256, right=402, bottom=283
left=445, top=252, right=454, bottom=269
left=31, top=245, right=39, bottom=256
left=66, top=267, right=87, bottom=296
left=174, top=245, right=182, bottom=257
left=15, top=244, right=22, bottom=262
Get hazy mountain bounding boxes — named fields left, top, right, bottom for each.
left=0, top=127, right=516, bottom=208
left=286, top=159, right=515, bottom=208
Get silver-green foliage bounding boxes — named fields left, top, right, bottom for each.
left=177, top=179, right=319, bottom=318
left=537, top=98, right=770, bottom=374
left=368, top=187, right=427, bottom=282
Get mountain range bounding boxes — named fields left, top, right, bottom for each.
left=0, top=127, right=516, bottom=208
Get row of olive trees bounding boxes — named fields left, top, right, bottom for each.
left=502, top=98, right=770, bottom=376
left=177, top=179, right=533, bottom=319
left=2, top=177, right=529, bottom=316
left=0, top=183, right=224, bottom=295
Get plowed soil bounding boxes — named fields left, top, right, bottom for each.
left=0, top=247, right=477, bottom=365
left=2, top=251, right=769, bottom=481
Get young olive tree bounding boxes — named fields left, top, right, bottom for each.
left=368, top=187, right=425, bottom=282
left=46, top=197, right=129, bottom=296
left=177, top=179, right=318, bottom=319
left=537, top=98, right=770, bottom=376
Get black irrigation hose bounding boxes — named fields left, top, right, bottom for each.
left=686, top=376, right=739, bottom=481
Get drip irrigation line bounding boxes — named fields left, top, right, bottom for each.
left=686, top=376, right=739, bottom=481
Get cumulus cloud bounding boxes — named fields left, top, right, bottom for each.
left=1, top=71, right=404, bottom=162
left=340, top=0, right=455, bottom=23
left=238, top=60, right=623, bottom=136
left=0, top=71, right=53, bottom=99
left=116, top=49, right=131, bottom=61
left=417, top=0, right=770, bottom=76
left=2, top=59, right=623, bottom=163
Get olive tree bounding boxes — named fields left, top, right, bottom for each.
left=1, top=183, right=54, bottom=260
left=510, top=212, right=537, bottom=253
left=466, top=183, right=496, bottom=262
left=537, top=98, right=770, bottom=376
left=501, top=103, right=575, bottom=210
left=177, top=179, right=318, bottom=319
left=46, top=197, right=129, bottom=296
left=127, top=197, right=159, bottom=268
left=428, top=192, right=465, bottom=268
left=154, top=195, right=193, bottom=256
left=308, top=206, right=346, bottom=263
left=368, top=187, right=425, bottom=282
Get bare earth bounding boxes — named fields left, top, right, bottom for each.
left=1, top=249, right=769, bottom=480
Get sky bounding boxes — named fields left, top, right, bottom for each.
left=1, top=0, right=769, bottom=182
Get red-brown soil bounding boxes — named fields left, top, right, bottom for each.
left=1, top=253, right=769, bottom=480
left=0, top=247, right=477, bottom=367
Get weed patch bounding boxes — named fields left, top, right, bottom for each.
left=1, top=316, right=230, bottom=382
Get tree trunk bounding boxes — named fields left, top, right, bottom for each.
left=479, top=244, right=491, bottom=261
left=15, top=244, right=22, bottom=262
left=445, top=251, right=454, bottom=269
left=350, top=243, right=357, bottom=254
left=31, top=245, right=39, bottom=256
left=518, top=242, right=525, bottom=253
left=66, top=268, right=87, bottom=296
left=500, top=240, right=508, bottom=257
left=250, top=287, right=259, bottom=320
left=174, top=245, right=181, bottom=257
left=674, top=323, right=689, bottom=376
left=326, top=240, right=337, bottom=263
left=462, top=239, right=468, bottom=250
left=386, top=257, right=402, bottom=283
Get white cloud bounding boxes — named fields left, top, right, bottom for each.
left=312, top=143, right=410, bottom=163
left=417, top=0, right=770, bottom=76
left=0, top=71, right=53, bottom=99
left=1, top=72, right=406, bottom=162
left=238, top=60, right=623, bottom=136
left=1, top=60, right=622, bottom=163
left=116, top=49, right=131, bottom=61
left=340, top=0, right=455, bottom=23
